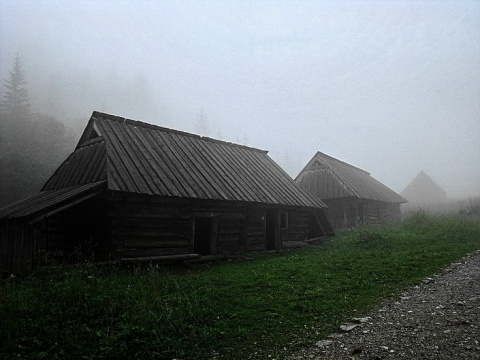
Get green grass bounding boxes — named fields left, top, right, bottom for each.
left=1, top=213, right=480, bottom=359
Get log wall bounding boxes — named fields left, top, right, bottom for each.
left=0, top=220, right=34, bottom=276
left=325, top=198, right=402, bottom=230
left=112, top=215, right=192, bottom=258
left=217, top=213, right=244, bottom=254
left=1, top=192, right=322, bottom=274
left=280, top=210, right=309, bottom=242
left=246, top=208, right=266, bottom=251
left=46, top=196, right=110, bottom=261
left=324, top=198, right=360, bottom=230
left=107, top=195, right=315, bottom=256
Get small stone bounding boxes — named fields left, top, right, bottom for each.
left=340, top=324, right=358, bottom=332
left=316, top=340, right=333, bottom=347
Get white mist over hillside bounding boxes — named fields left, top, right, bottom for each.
left=1, top=0, right=479, bottom=198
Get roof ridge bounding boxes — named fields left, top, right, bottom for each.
left=200, top=136, right=267, bottom=153
left=315, top=151, right=370, bottom=175
left=92, top=111, right=268, bottom=154
left=92, top=111, right=198, bottom=137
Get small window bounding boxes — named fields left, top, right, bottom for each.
left=280, top=211, right=289, bottom=229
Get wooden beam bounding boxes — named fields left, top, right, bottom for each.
left=120, top=254, right=201, bottom=264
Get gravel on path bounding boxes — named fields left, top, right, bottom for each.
left=288, top=250, right=480, bottom=360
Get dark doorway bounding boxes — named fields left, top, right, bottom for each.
left=266, top=210, right=277, bottom=250
left=194, top=217, right=212, bottom=255
left=308, top=211, right=328, bottom=238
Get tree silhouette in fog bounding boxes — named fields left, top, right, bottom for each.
left=1, top=54, right=32, bottom=145
left=1, top=53, right=31, bottom=120
left=194, top=109, right=211, bottom=136
left=0, top=54, right=76, bottom=206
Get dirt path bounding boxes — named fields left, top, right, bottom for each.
left=289, top=250, right=480, bottom=359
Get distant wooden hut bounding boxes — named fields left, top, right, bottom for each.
left=400, top=170, right=449, bottom=213
left=400, top=170, right=447, bottom=205
left=0, top=112, right=333, bottom=275
left=295, top=152, right=407, bottom=230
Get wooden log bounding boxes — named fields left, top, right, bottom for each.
left=123, top=238, right=190, bottom=249
left=120, top=253, right=201, bottom=264
left=112, top=228, right=190, bottom=238
left=217, top=229, right=241, bottom=236
left=217, top=235, right=242, bottom=243
left=112, top=217, right=190, bottom=229
left=246, top=243, right=265, bottom=251
left=118, top=247, right=190, bottom=257
left=282, top=241, right=306, bottom=248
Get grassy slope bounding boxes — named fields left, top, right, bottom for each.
left=1, top=213, right=479, bottom=359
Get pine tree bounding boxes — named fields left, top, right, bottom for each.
left=0, top=54, right=36, bottom=206
left=194, top=109, right=211, bottom=136
left=0, top=55, right=77, bottom=206
left=1, top=53, right=31, bottom=120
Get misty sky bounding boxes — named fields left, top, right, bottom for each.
left=1, top=0, right=479, bottom=197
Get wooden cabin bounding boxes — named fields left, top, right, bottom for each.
left=0, top=112, right=333, bottom=275
left=400, top=170, right=449, bottom=213
left=295, top=152, right=406, bottom=230
left=401, top=170, right=447, bottom=204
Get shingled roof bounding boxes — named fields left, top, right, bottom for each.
left=43, top=111, right=326, bottom=209
left=295, top=152, right=407, bottom=204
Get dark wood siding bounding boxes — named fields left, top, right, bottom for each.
left=325, top=198, right=402, bottom=230
left=246, top=208, right=266, bottom=251
left=45, top=196, right=110, bottom=261
left=106, top=194, right=321, bottom=257
left=1, top=187, right=329, bottom=275
left=112, top=216, right=192, bottom=258
left=0, top=220, right=35, bottom=276
left=324, top=198, right=358, bottom=230
left=217, top=213, right=244, bottom=254
left=377, top=203, right=402, bottom=224
left=108, top=196, right=193, bottom=258
left=281, top=210, right=309, bottom=243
